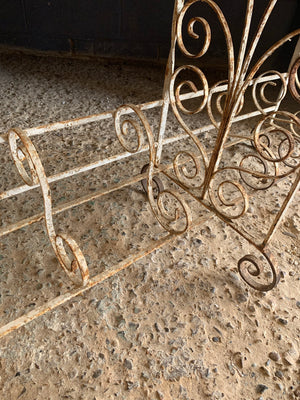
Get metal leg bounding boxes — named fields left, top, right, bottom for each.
left=155, top=0, right=184, bottom=166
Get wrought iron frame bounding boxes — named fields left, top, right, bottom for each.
left=0, top=0, right=299, bottom=338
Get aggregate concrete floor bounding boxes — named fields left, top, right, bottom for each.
left=0, top=53, right=299, bottom=400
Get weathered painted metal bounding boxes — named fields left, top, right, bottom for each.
left=0, top=0, right=299, bottom=338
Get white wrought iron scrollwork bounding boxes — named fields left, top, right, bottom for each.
left=111, top=1, right=300, bottom=292
left=176, top=0, right=235, bottom=86
left=239, top=153, right=277, bottom=191
left=205, top=110, right=300, bottom=220
left=207, top=80, right=228, bottom=129
left=115, top=104, right=192, bottom=234
left=252, top=71, right=287, bottom=116
left=253, top=111, right=300, bottom=165
left=8, top=128, right=90, bottom=286
left=166, top=0, right=300, bottom=290
left=176, top=3, right=211, bottom=59
left=169, top=66, right=209, bottom=189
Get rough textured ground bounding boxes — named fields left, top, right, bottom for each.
left=0, top=53, right=299, bottom=400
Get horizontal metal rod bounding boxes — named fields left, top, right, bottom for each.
left=162, top=106, right=276, bottom=146
left=0, top=73, right=286, bottom=145
left=0, top=171, right=149, bottom=237
left=0, top=148, right=141, bottom=200
left=0, top=106, right=276, bottom=202
left=0, top=233, right=176, bottom=338
left=0, top=136, right=253, bottom=238
left=0, top=212, right=213, bottom=339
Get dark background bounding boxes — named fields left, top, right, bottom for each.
left=0, top=0, right=298, bottom=68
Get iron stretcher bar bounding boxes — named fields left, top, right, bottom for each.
left=0, top=73, right=286, bottom=145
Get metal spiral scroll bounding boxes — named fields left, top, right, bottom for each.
left=114, top=104, right=192, bottom=234
left=280, top=110, right=300, bottom=168
left=176, top=0, right=235, bottom=87
left=208, top=171, right=250, bottom=220
left=207, top=80, right=245, bottom=129
left=207, top=111, right=300, bottom=219
left=238, top=250, right=278, bottom=292
left=207, top=80, right=228, bottom=129
left=8, top=128, right=89, bottom=286
left=169, top=65, right=209, bottom=189
left=169, top=0, right=241, bottom=188
left=253, top=111, right=300, bottom=166
left=239, top=153, right=277, bottom=191
left=241, top=30, right=300, bottom=102
left=239, top=111, right=300, bottom=190
left=252, top=71, right=287, bottom=116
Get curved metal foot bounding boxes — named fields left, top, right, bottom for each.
left=8, top=127, right=90, bottom=286
left=238, top=249, right=279, bottom=292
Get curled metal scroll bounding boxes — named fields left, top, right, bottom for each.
left=171, top=1, right=299, bottom=293
left=207, top=80, right=228, bottom=129
left=253, top=111, right=300, bottom=164
left=207, top=111, right=300, bottom=212
left=232, top=111, right=300, bottom=194
left=169, top=65, right=209, bottom=189
left=114, top=104, right=155, bottom=157
left=280, top=110, right=300, bottom=168
left=8, top=128, right=89, bottom=286
left=114, top=107, right=145, bottom=153
left=173, top=150, right=205, bottom=189
left=177, top=4, right=211, bottom=59
left=114, top=104, right=192, bottom=234
left=208, top=170, right=249, bottom=220
left=238, top=111, right=300, bottom=192
left=279, top=136, right=300, bottom=168
left=252, top=70, right=287, bottom=115
left=238, top=249, right=278, bottom=292
left=207, top=80, right=244, bottom=128
left=176, top=0, right=235, bottom=88
left=290, top=110, right=300, bottom=138
left=243, top=30, right=300, bottom=98
left=239, top=153, right=277, bottom=190
left=171, top=64, right=209, bottom=116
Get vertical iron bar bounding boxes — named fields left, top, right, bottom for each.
left=238, top=0, right=278, bottom=86
left=230, top=0, right=254, bottom=99
left=155, top=0, right=184, bottom=166
left=200, top=102, right=237, bottom=199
